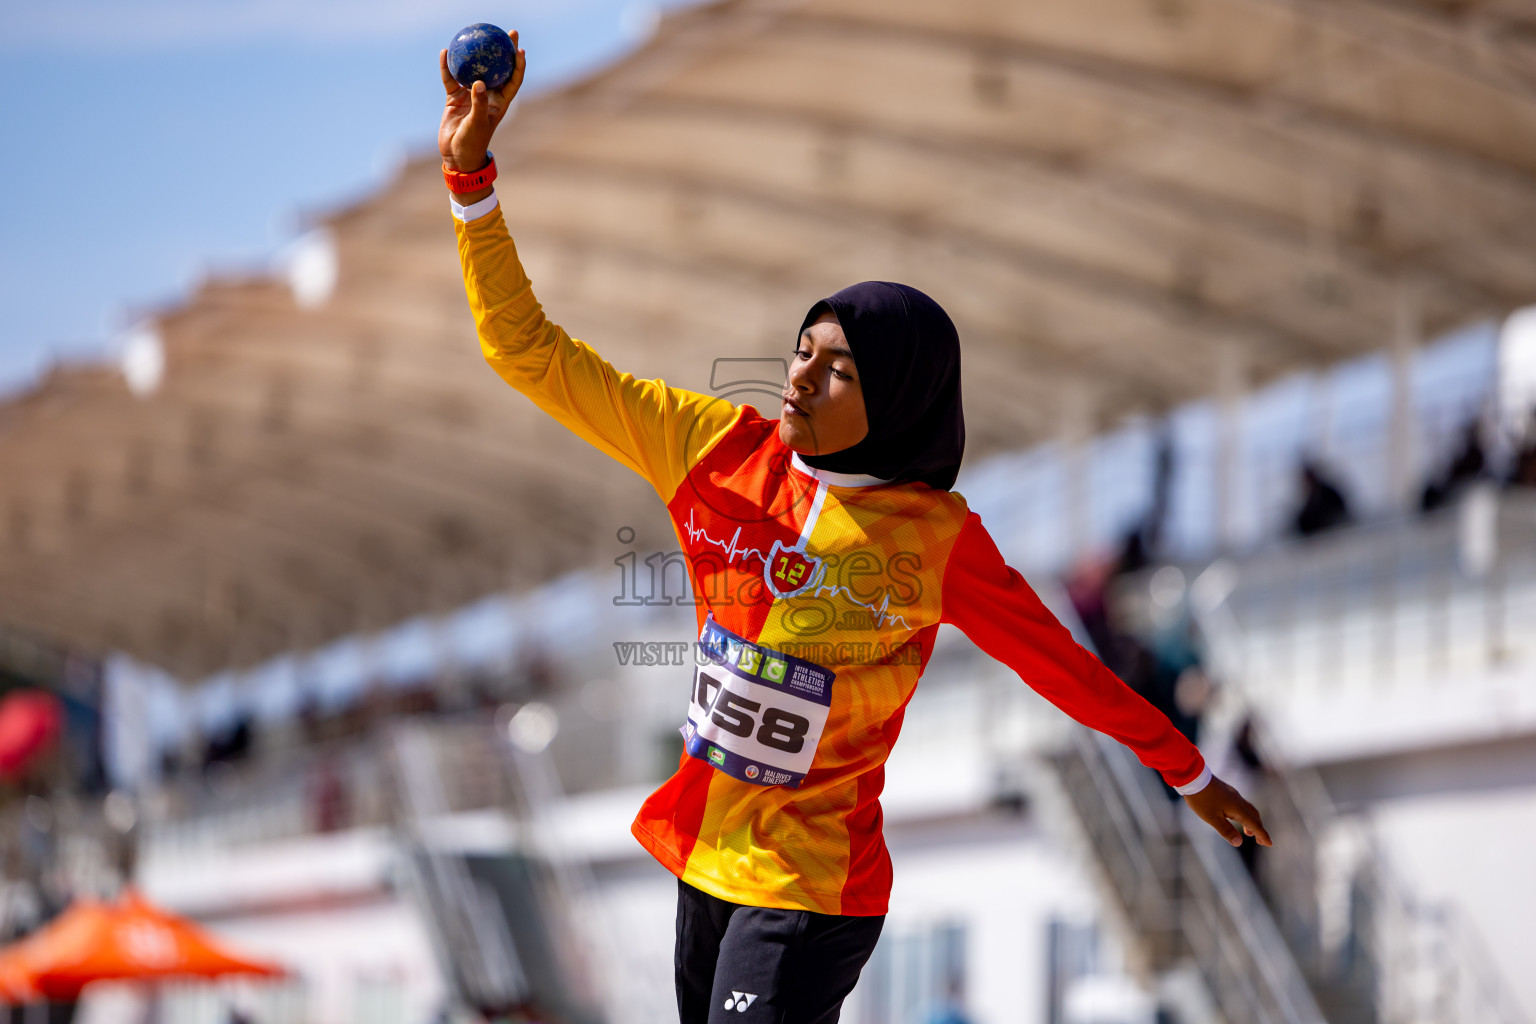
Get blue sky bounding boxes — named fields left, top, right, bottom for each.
left=0, top=0, right=695, bottom=395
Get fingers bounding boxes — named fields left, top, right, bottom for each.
left=469, top=79, right=488, bottom=126
left=1188, top=777, right=1275, bottom=849
left=1206, top=809, right=1245, bottom=847
left=509, top=47, right=527, bottom=95
left=485, top=37, right=525, bottom=134
left=1233, top=800, right=1273, bottom=847
left=1199, top=795, right=1272, bottom=849
left=491, top=38, right=527, bottom=115
left=439, top=49, right=460, bottom=96
left=510, top=30, right=527, bottom=95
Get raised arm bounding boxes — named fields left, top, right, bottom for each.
left=438, top=43, right=739, bottom=498
left=940, top=511, right=1271, bottom=848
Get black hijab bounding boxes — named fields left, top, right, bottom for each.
left=796, top=281, right=965, bottom=491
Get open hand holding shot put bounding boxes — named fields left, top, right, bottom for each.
left=438, top=30, right=525, bottom=206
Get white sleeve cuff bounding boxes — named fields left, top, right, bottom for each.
left=1174, top=764, right=1213, bottom=796
left=450, top=189, right=500, bottom=223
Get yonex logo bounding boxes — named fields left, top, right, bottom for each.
left=723, top=992, right=757, bottom=1012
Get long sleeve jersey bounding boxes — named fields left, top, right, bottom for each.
left=454, top=193, right=1210, bottom=916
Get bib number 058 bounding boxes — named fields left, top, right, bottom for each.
left=696, top=674, right=810, bottom=754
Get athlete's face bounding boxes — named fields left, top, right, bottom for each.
left=779, top=311, right=869, bottom=457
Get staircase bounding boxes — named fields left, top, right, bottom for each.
left=389, top=722, right=529, bottom=1014
left=1046, top=720, right=1530, bottom=1024
left=1033, top=493, right=1536, bottom=1024
left=1250, top=740, right=1528, bottom=1024
left=1050, top=725, right=1326, bottom=1024
left=386, top=715, right=606, bottom=1024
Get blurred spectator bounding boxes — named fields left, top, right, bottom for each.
left=1064, top=553, right=1118, bottom=660
left=298, top=692, right=324, bottom=745
left=1148, top=641, right=1213, bottom=801
left=1173, top=665, right=1214, bottom=738
left=158, top=745, right=182, bottom=781
left=309, top=756, right=350, bottom=833
left=1112, top=432, right=1176, bottom=580
left=926, top=978, right=973, bottom=1024
left=515, top=644, right=560, bottom=700
left=1114, top=527, right=1150, bottom=578
left=202, top=712, right=254, bottom=771
left=1507, top=408, right=1536, bottom=489
left=470, top=671, right=507, bottom=710
left=1292, top=460, right=1352, bottom=536
left=1421, top=419, right=1487, bottom=511
left=1070, top=436, right=1176, bottom=664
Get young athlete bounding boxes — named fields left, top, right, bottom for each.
left=438, top=40, right=1271, bottom=1024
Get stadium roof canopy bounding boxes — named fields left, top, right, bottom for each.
left=6, top=0, right=1536, bottom=678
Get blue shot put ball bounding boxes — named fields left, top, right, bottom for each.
left=448, top=23, right=515, bottom=91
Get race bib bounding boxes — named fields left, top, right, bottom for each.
left=680, top=612, right=835, bottom=788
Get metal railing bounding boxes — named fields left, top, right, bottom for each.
left=1051, top=725, right=1329, bottom=1024
left=388, top=721, right=529, bottom=1012
left=386, top=713, right=610, bottom=1024
left=1186, top=488, right=1536, bottom=702
left=1250, top=732, right=1530, bottom=1024
left=1176, top=526, right=1535, bottom=1024
left=139, top=714, right=516, bottom=855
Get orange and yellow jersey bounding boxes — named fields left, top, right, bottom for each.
left=455, top=196, right=1209, bottom=917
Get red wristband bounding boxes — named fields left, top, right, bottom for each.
left=444, top=152, right=497, bottom=194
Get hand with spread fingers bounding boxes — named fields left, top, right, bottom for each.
left=1185, top=775, right=1273, bottom=848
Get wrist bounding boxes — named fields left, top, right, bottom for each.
left=444, top=151, right=489, bottom=174
left=1174, top=764, right=1214, bottom=797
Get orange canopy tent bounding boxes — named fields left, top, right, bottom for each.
left=0, top=955, right=40, bottom=1003
left=0, top=891, right=283, bottom=1002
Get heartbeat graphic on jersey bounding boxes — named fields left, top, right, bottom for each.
left=684, top=507, right=770, bottom=568
left=687, top=506, right=911, bottom=628
left=813, top=580, right=913, bottom=632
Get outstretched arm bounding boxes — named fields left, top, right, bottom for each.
left=437, top=43, right=739, bottom=499
left=940, top=511, right=1271, bottom=848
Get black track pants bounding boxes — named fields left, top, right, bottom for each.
left=675, top=878, right=885, bottom=1024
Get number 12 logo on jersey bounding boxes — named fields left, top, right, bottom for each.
left=763, top=539, right=824, bottom=600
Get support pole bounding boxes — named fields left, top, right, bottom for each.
left=1389, top=283, right=1421, bottom=512
left=1060, top=382, right=1095, bottom=564
left=1215, top=342, right=1248, bottom=553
